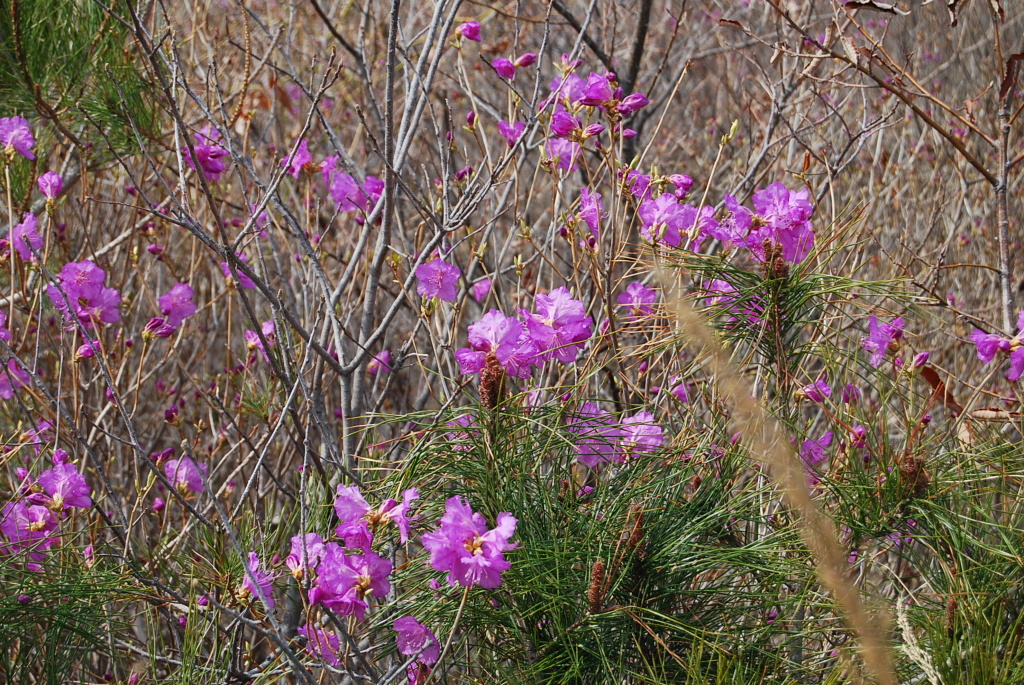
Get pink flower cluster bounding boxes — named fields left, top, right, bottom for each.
left=455, top=286, right=593, bottom=381
left=46, top=259, right=122, bottom=328
left=1, top=450, right=91, bottom=571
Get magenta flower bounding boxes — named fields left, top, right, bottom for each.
left=638, top=194, right=687, bottom=246
left=455, top=309, right=538, bottom=379
left=841, top=384, right=861, bottom=404
left=578, top=188, right=604, bottom=238
left=415, top=258, right=460, bottom=302
left=328, top=170, right=385, bottom=213
left=281, top=138, right=313, bottom=178
left=298, top=624, right=342, bottom=666
left=521, top=287, right=593, bottom=364
left=46, top=260, right=122, bottom=327
left=0, top=311, right=10, bottom=342
left=457, top=21, right=481, bottom=41
left=492, top=58, right=516, bottom=79
left=220, top=252, right=256, bottom=289
left=578, top=72, right=614, bottom=107
left=514, top=53, right=537, bottom=68
left=669, top=377, right=690, bottom=403
left=421, top=496, right=517, bottom=589
left=286, top=533, right=326, bottom=580
left=800, top=432, right=833, bottom=486
left=158, top=283, right=196, bottom=329
left=0, top=359, right=29, bottom=400
left=183, top=125, right=230, bottom=181
left=240, top=552, right=277, bottom=610
left=34, top=459, right=92, bottom=512
left=37, top=172, right=63, bottom=200
left=244, top=321, right=277, bottom=363
left=550, top=110, right=580, bottom=138
left=394, top=616, right=440, bottom=665
left=144, top=317, right=176, bottom=339
left=545, top=138, right=580, bottom=172
left=333, top=484, right=419, bottom=544
left=798, top=378, right=831, bottom=402
left=11, top=213, right=42, bottom=261
left=567, top=402, right=621, bottom=468
left=164, top=456, right=207, bottom=494
left=0, top=501, right=57, bottom=569
left=367, top=349, right=391, bottom=376
left=970, top=330, right=1008, bottom=364
left=498, top=120, right=526, bottom=147
left=624, top=169, right=652, bottom=200
left=617, top=411, right=664, bottom=459
left=746, top=182, right=815, bottom=263
left=862, top=316, right=904, bottom=368
left=617, top=282, right=657, bottom=321
left=0, top=116, right=35, bottom=160
left=615, top=92, right=649, bottom=114
left=310, top=544, right=392, bottom=621
left=471, top=278, right=492, bottom=303
left=669, top=174, right=693, bottom=199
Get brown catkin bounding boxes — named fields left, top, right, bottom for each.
left=588, top=559, right=606, bottom=613
left=626, top=506, right=646, bottom=559
left=899, top=453, right=930, bottom=498
left=479, top=352, right=505, bottom=410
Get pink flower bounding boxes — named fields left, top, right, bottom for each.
left=615, top=92, right=649, bottom=114
left=158, top=283, right=196, bottom=329
left=11, top=213, right=42, bottom=260
left=421, top=496, right=517, bottom=588
left=183, top=125, right=229, bottom=181
left=310, top=543, right=392, bottom=620
left=841, top=384, right=861, bottom=404
left=0, top=311, right=10, bottom=342
left=521, top=287, right=593, bottom=363
left=800, top=432, right=833, bottom=486
left=46, top=260, right=121, bottom=327
left=394, top=616, right=439, bottom=665
left=37, top=172, right=63, bottom=199
left=550, top=111, right=580, bottom=138
left=492, top=58, right=516, bottom=79
left=281, top=139, right=313, bottom=178
left=0, top=501, right=57, bottom=569
left=617, top=411, right=664, bottom=459
left=367, top=349, right=391, bottom=376
left=0, top=116, right=35, bottom=160
left=498, top=120, right=526, bottom=147
left=862, top=316, right=904, bottom=368
left=0, top=359, right=30, bottom=399
left=298, top=624, right=342, bottom=665
left=514, top=53, right=537, bottom=68
left=578, top=189, right=604, bottom=238
left=240, top=552, right=277, bottom=610
left=545, top=138, right=580, bottom=172
left=164, top=456, right=207, bottom=494
left=638, top=194, right=686, bottom=246
left=333, top=484, right=419, bottom=544
left=455, top=309, right=538, bottom=379
left=244, top=321, right=277, bottom=363
left=798, top=378, right=831, bottom=402
left=34, top=459, right=92, bottom=512
left=617, top=282, right=657, bottom=321
left=457, top=21, right=481, bottom=42
left=748, top=182, right=815, bottom=263
left=286, top=533, right=326, bottom=580
left=624, top=169, right=652, bottom=200
left=471, top=278, right=492, bottom=303
left=415, top=258, right=460, bottom=302
left=567, top=402, right=620, bottom=468
left=220, top=252, right=256, bottom=289
left=970, top=330, right=1010, bottom=364
left=578, top=72, right=614, bottom=106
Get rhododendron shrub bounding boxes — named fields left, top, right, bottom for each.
left=4, top=2, right=1024, bottom=684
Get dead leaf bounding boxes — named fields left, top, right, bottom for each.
left=919, top=366, right=963, bottom=416
left=999, top=52, right=1024, bottom=103
left=970, top=408, right=1022, bottom=422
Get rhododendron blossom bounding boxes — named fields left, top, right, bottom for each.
left=46, top=260, right=121, bottom=327
left=415, top=258, right=460, bottom=302
left=164, top=456, right=207, bottom=494
left=520, top=287, right=593, bottom=363
left=183, top=125, right=229, bottom=180
left=567, top=401, right=620, bottom=467
left=286, top=533, right=326, bottom=580
left=333, top=484, right=419, bottom=544
left=11, top=213, right=42, bottom=260
left=422, top=496, right=517, bottom=588
left=970, top=311, right=1024, bottom=380
left=617, top=282, right=657, bottom=321
left=862, top=316, right=904, bottom=368
left=309, top=543, right=392, bottom=620
left=239, top=552, right=277, bottom=610
left=158, top=283, right=196, bottom=329
left=0, top=116, right=35, bottom=160
left=298, top=624, right=342, bottom=665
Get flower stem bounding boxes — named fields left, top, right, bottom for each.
left=423, top=584, right=470, bottom=685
